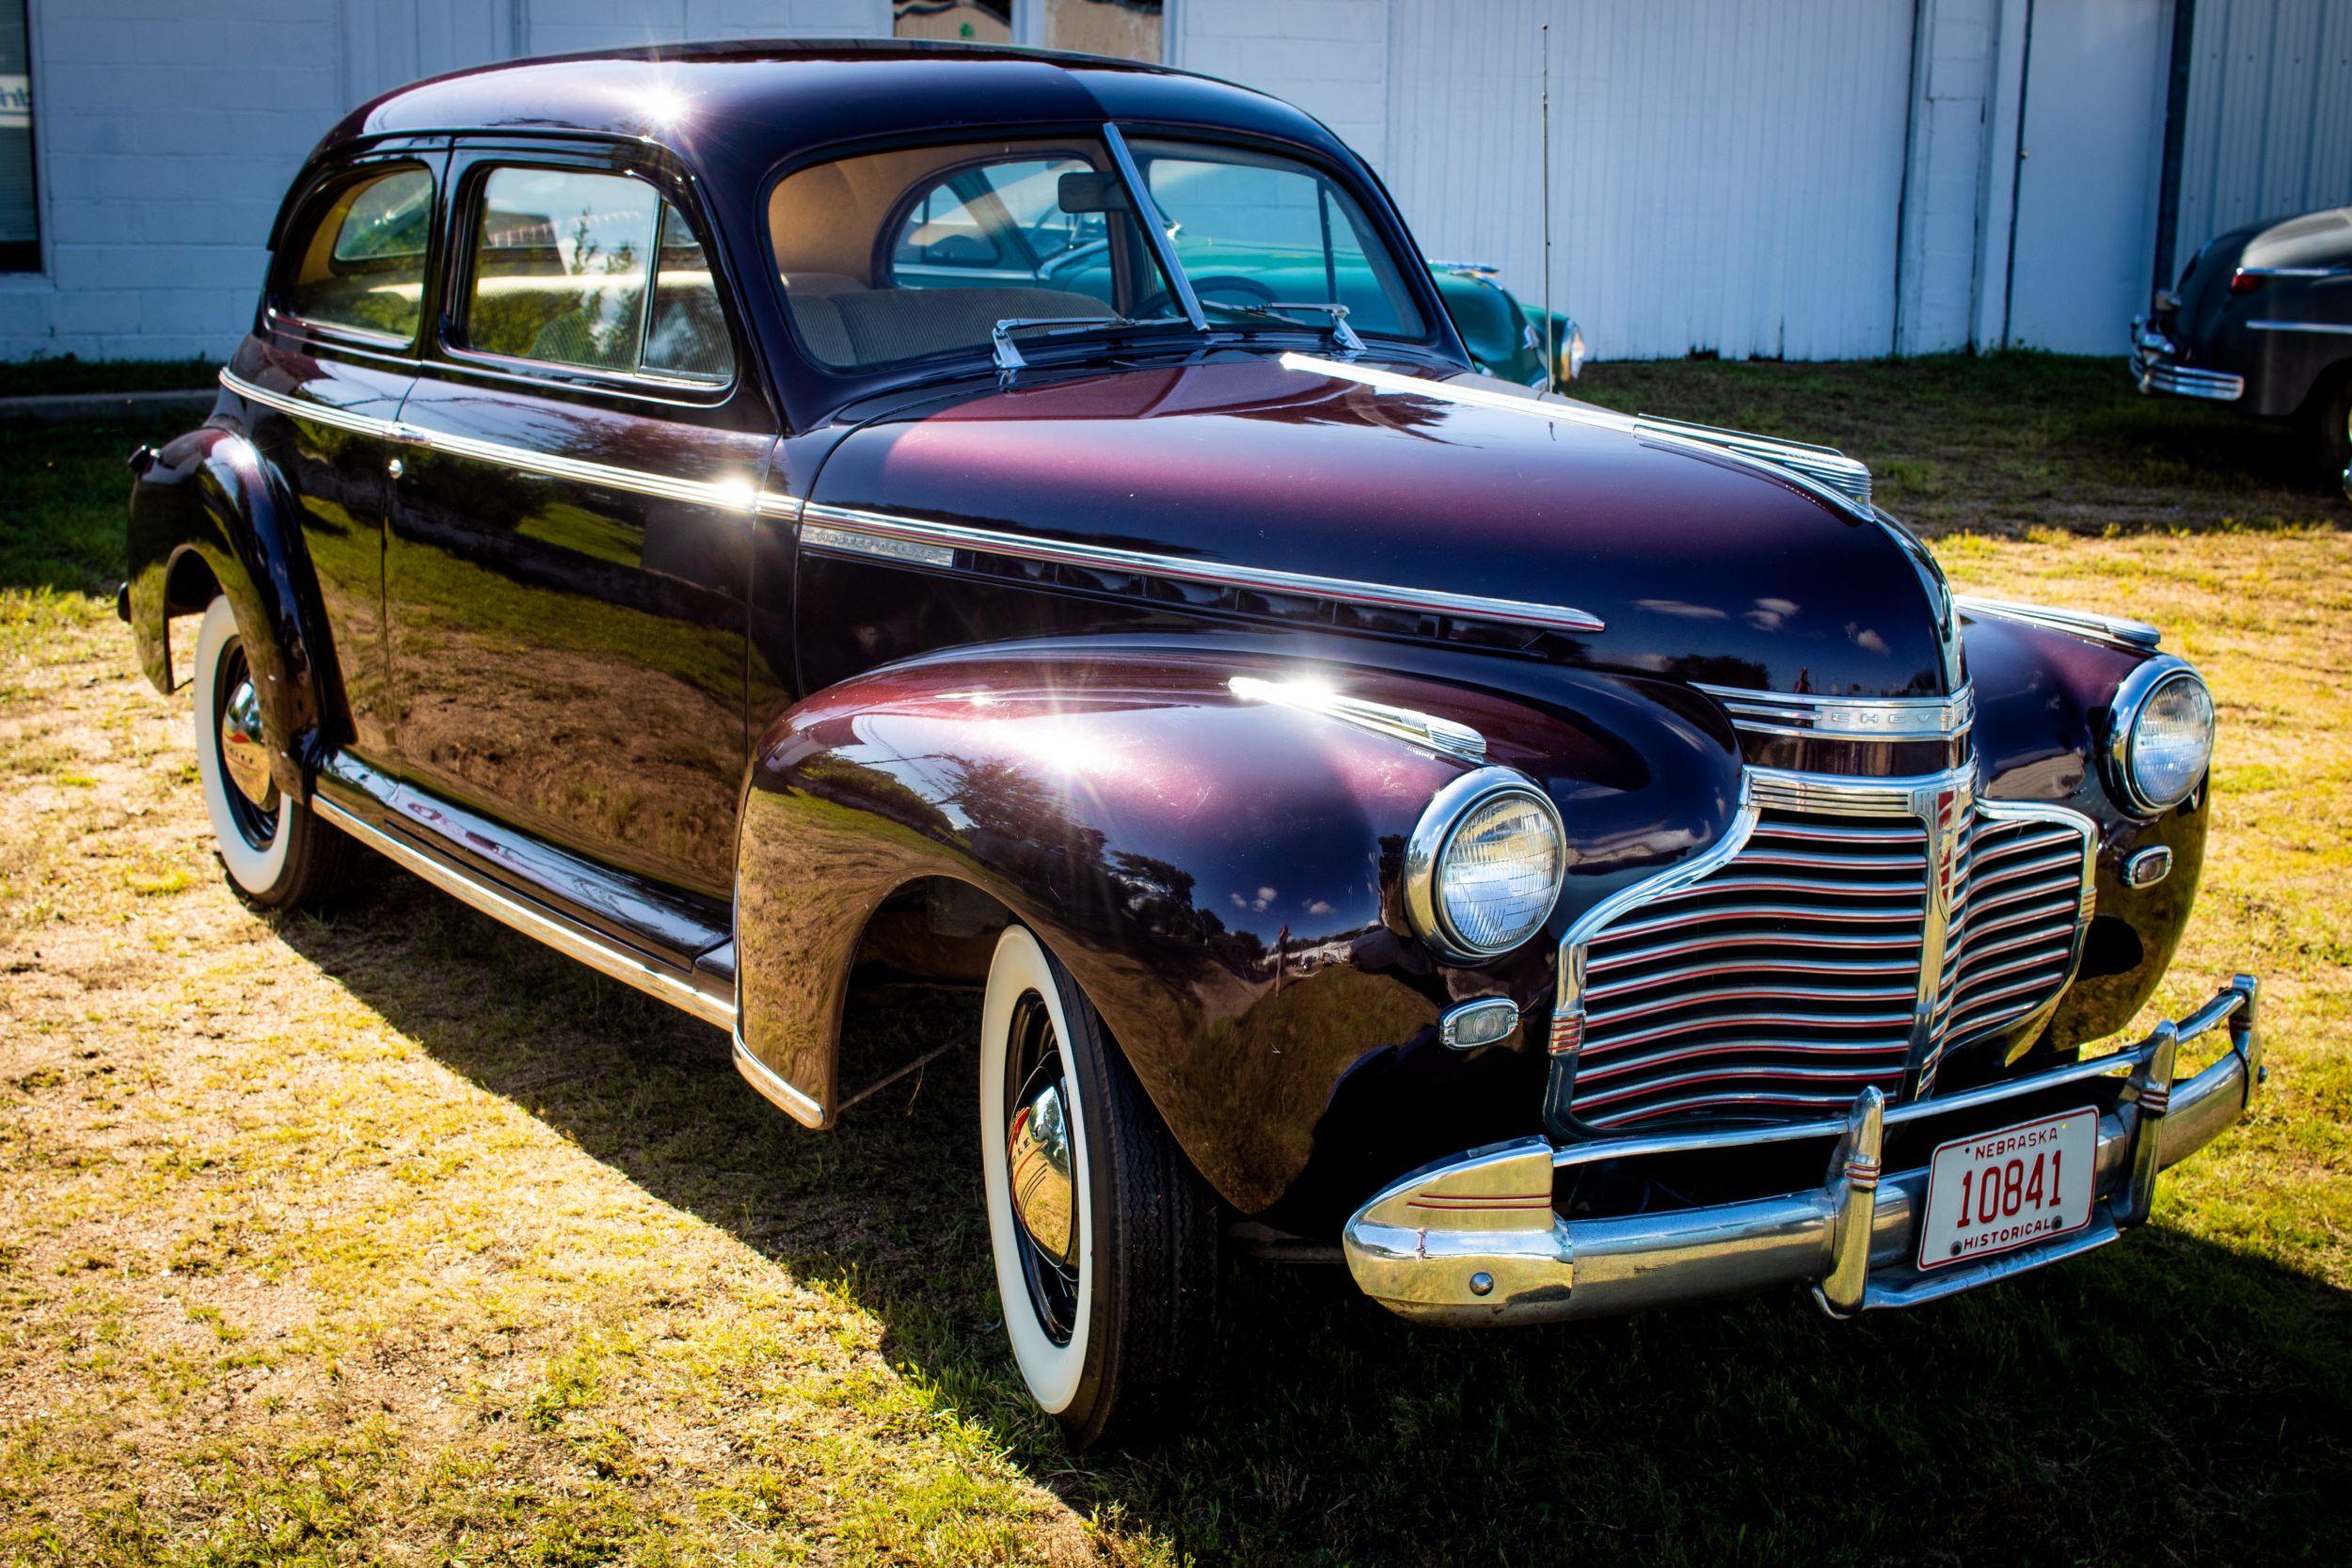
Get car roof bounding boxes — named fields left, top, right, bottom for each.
left=315, top=39, right=1349, bottom=173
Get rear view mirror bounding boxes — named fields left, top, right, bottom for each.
left=1058, top=171, right=1132, bottom=215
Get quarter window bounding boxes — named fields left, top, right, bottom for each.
left=464, top=166, right=734, bottom=387
left=279, top=166, right=435, bottom=342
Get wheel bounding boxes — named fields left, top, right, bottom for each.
left=191, top=595, right=353, bottom=909
left=978, top=925, right=1219, bottom=1447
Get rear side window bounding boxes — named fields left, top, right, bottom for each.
left=279, top=166, right=434, bottom=342
left=463, top=166, right=735, bottom=387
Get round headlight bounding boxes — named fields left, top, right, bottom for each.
left=2111, top=659, right=2214, bottom=814
left=1403, top=769, right=1566, bottom=961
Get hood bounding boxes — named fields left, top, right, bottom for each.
left=809, top=355, right=1961, bottom=699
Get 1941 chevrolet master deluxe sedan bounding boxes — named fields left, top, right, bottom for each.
left=126, top=40, right=2263, bottom=1446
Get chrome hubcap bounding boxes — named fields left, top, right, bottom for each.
left=1007, top=1079, right=1077, bottom=1270
left=217, top=675, right=277, bottom=811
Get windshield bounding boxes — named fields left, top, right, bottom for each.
left=765, top=132, right=1427, bottom=372
left=1126, top=138, right=1426, bottom=339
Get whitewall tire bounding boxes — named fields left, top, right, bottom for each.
left=191, top=595, right=350, bottom=909
left=978, top=924, right=1220, bottom=1447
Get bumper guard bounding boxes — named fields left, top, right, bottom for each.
left=1343, top=974, right=2263, bottom=1324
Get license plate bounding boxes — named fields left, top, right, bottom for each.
left=1916, top=1108, right=2097, bottom=1272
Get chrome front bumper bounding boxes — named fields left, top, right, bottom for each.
left=1343, top=975, right=2262, bottom=1325
left=2130, top=316, right=2245, bottom=402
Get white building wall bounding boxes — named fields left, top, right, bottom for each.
left=1169, top=0, right=1390, bottom=170
left=0, top=0, right=887, bottom=361
left=2171, top=0, right=2352, bottom=265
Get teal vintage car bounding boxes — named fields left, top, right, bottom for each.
left=891, top=148, right=1585, bottom=388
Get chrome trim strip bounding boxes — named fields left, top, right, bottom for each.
left=1629, top=414, right=1873, bottom=511
left=1696, top=682, right=1975, bottom=740
left=732, top=1030, right=827, bottom=1129
left=1955, top=594, right=2161, bottom=652
left=1285, top=355, right=1879, bottom=521
left=2248, top=319, right=2352, bottom=336
left=219, top=369, right=766, bottom=515
left=801, top=522, right=956, bottom=568
left=312, top=796, right=738, bottom=1032
left=1228, top=674, right=1486, bottom=764
left=217, top=368, right=397, bottom=440
left=789, top=499, right=1608, bottom=634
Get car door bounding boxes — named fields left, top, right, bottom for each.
left=384, top=139, right=774, bottom=904
left=228, top=143, right=446, bottom=761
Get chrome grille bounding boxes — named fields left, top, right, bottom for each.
left=1560, top=790, right=2091, bottom=1131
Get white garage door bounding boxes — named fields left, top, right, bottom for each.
left=1380, top=0, right=1918, bottom=361
left=2003, top=0, right=2170, bottom=352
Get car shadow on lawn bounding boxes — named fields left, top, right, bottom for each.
left=269, top=866, right=2352, bottom=1567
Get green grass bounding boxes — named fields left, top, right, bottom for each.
left=1, top=356, right=2347, bottom=1565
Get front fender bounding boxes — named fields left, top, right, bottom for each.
left=128, top=420, right=336, bottom=802
left=1963, top=610, right=2210, bottom=1063
left=735, top=633, right=1739, bottom=1217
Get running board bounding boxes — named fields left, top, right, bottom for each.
left=310, top=793, right=737, bottom=1032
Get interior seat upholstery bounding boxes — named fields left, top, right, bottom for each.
left=782, top=276, right=1104, bottom=366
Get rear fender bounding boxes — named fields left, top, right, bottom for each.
left=127, top=421, right=335, bottom=802
left=735, top=634, right=1740, bottom=1214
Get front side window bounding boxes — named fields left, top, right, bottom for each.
left=464, top=166, right=734, bottom=386
left=1132, top=139, right=1425, bottom=338
left=279, top=166, right=435, bottom=342
left=769, top=138, right=1182, bottom=371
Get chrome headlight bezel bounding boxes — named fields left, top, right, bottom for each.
left=2106, top=656, right=2215, bottom=816
left=1402, top=768, right=1567, bottom=962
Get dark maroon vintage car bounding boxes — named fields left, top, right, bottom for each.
left=125, top=40, right=2261, bottom=1446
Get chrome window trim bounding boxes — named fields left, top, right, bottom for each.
left=1955, top=594, right=2161, bottom=652
left=788, top=499, right=1608, bottom=634
left=2248, top=319, right=2352, bottom=336
left=1103, top=123, right=1209, bottom=331
left=1696, top=683, right=1976, bottom=740
left=1228, top=674, right=1486, bottom=764
left=219, top=369, right=766, bottom=514
left=1401, top=766, right=1567, bottom=963
left=2104, top=655, right=2213, bottom=816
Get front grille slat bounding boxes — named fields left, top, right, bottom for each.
left=1565, top=797, right=2090, bottom=1130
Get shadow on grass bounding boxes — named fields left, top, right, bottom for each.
left=266, top=863, right=2352, bottom=1567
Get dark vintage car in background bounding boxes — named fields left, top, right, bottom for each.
left=125, top=40, right=2261, bottom=1448
left=2133, top=202, right=2352, bottom=485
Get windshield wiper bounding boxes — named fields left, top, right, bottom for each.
left=990, top=314, right=1199, bottom=379
left=1217, top=301, right=1367, bottom=356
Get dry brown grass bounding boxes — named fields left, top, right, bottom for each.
left=3, top=372, right=2349, bottom=1565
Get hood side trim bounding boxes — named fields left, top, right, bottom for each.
left=1281, top=353, right=1876, bottom=521
left=783, top=497, right=1607, bottom=634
